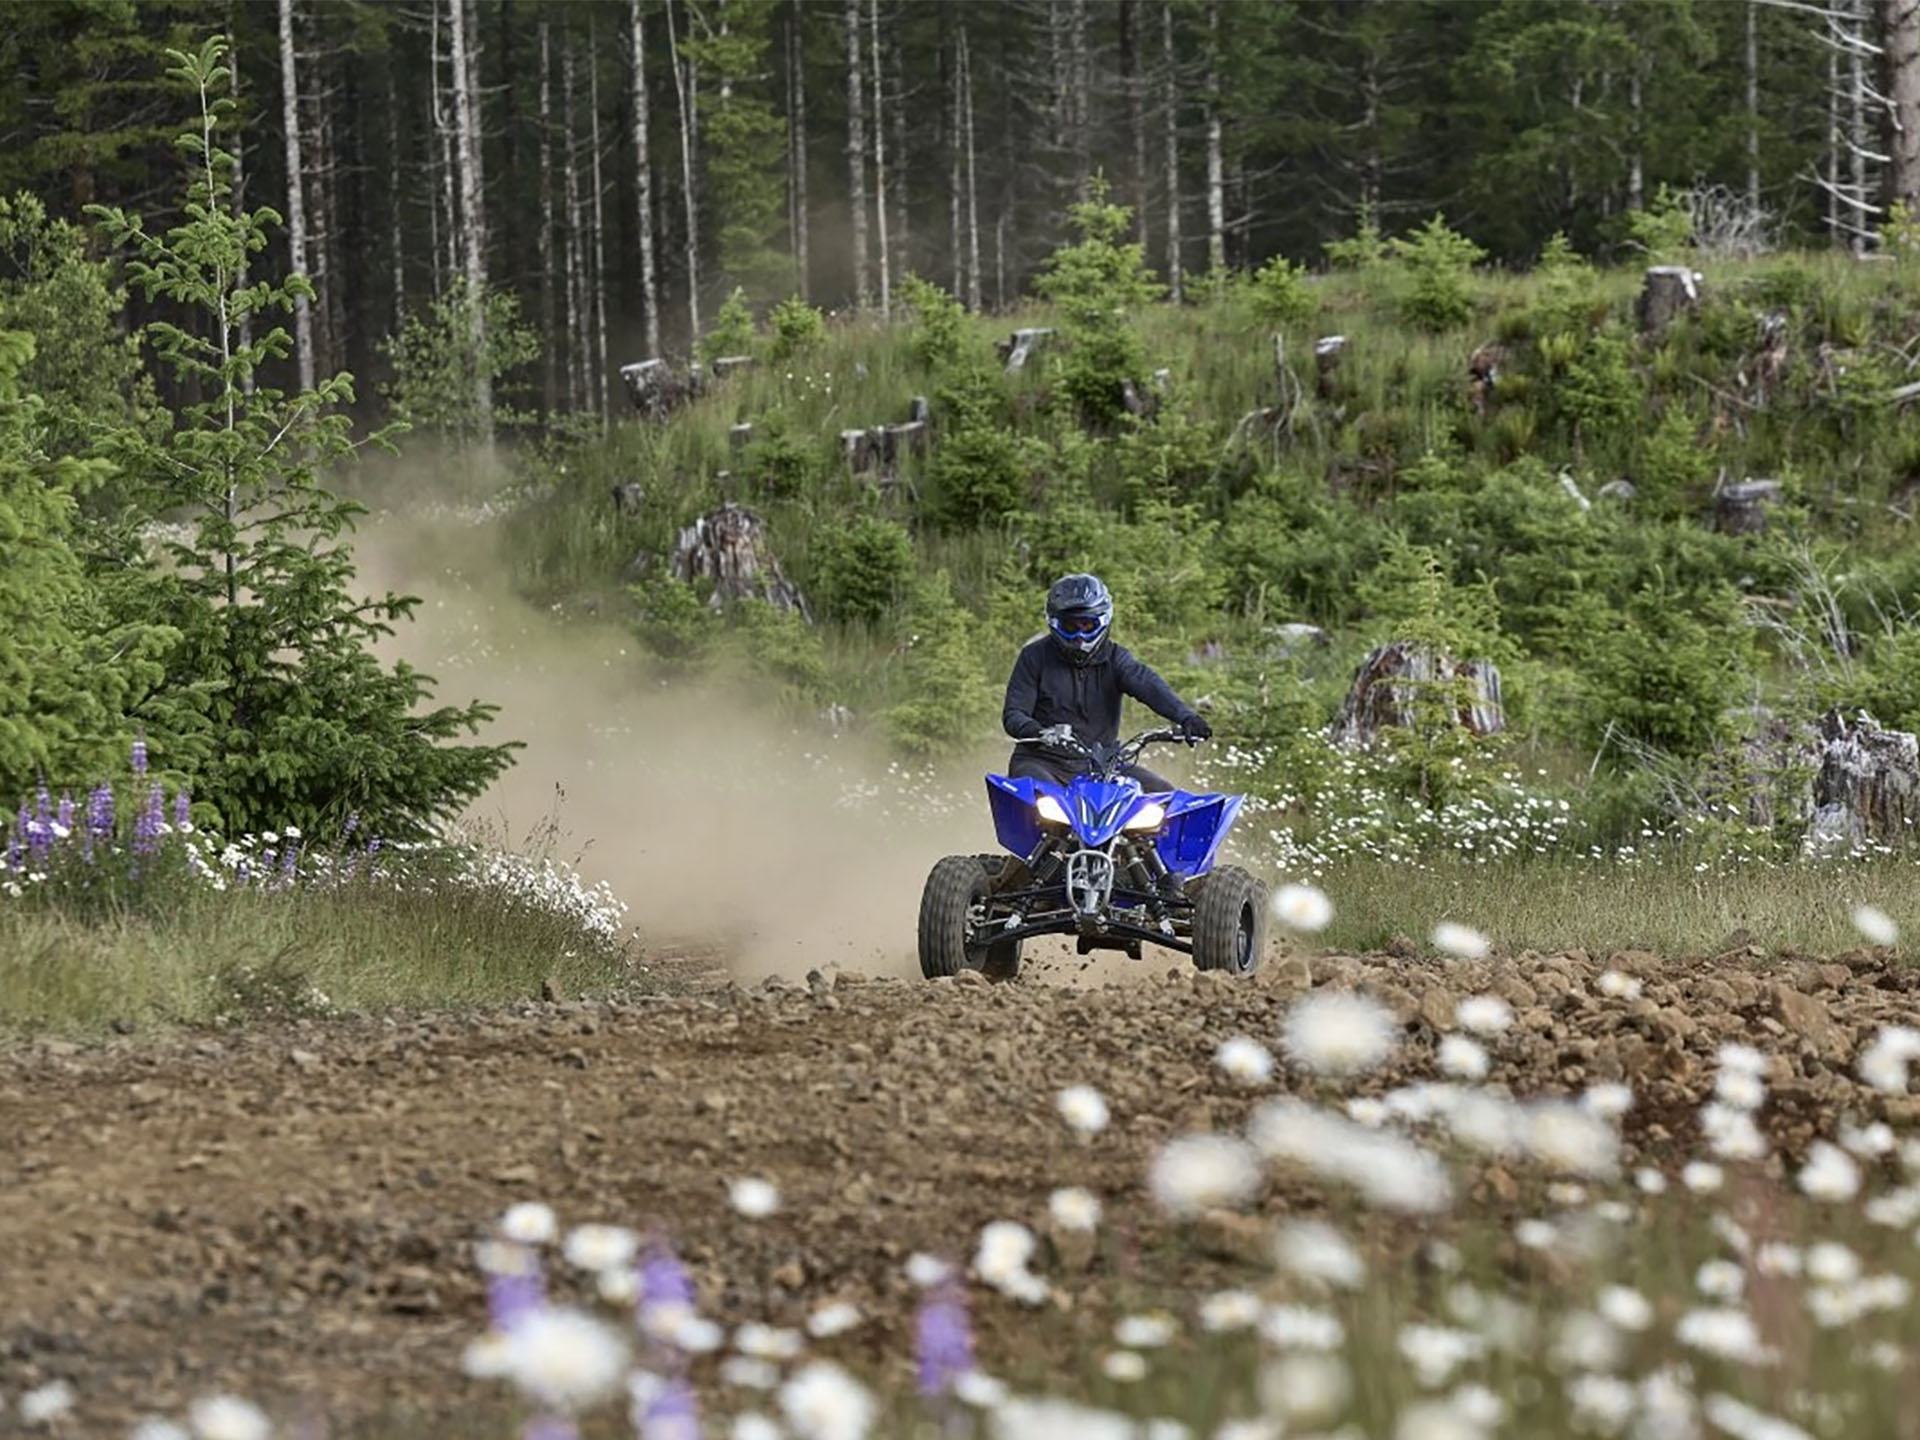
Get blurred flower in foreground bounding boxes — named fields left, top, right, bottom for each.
left=1430, top=922, right=1489, bottom=959
left=1271, top=883, right=1333, bottom=933
left=1148, top=1134, right=1262, bottom=1217
left=1281, top=990, right=1399, bottom=1077
left=1056, top=1084, right=1111, bottom=1136
left=729, top=1178, right=781, bottom=1219
left=1454, top=994, right=1513, bottom=1035
left=779, top=1361, right=875, bottom=1440
left=1216, top=1035, right=1276, bottom=1086
left=1853, top=904, right=1898, bottom=947
left=505, top=1308, right=630, bottom=1412
left=1798, top=1140, right=1861, bottom=1202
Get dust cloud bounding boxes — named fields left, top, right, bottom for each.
left=344, top=503, right=992, bottom=982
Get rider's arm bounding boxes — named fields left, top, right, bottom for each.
left=1002, top=645, right=1045, bottom=739
left=1113, top=646, right=1200, bottom=726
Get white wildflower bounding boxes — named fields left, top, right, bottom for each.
left=563, top=1224, right=638, bottom=1274
left=1804, top=1242, right=1860, bottom=1285
left=1271, top=883, right=1333, bottom=933
left=1148, top=1134, right=1261, bottom=1217
left=131, top=1422, right=192, bottom=1440
left=505, top=1308, right=631, bottom=1412
left=1281, top=989, right=1399, bottom=1076
left=1681, top=1161, right=1724, bottom=1194
left=1212, top=1424, right=1283, bottom=1440
left=1431, top=922, right=1490, bottom=959
left=1636, top=1166, right=1668, bottom=1194
left=731, top=1415, right=784, bottom=1440
left=665, top=1312, right=724, bottom=1354
left=993, top=1397, right=1134, bottom=1440
left=779, top=1361, right=874, bottom=1440
left=1753, top=1242, right=1801, bottom=1277
left=1864, top=1186, right=1920, bottom=1225
left=1393, top=1398, right=1485, bottom=1440
left=730, top=1178, right=781, bottom=1218
left=1398, top=1324, right=1486, bottom=1387
left=1676, top=1307, right=1772, bottom=1366
left=1860, top=1026, right=1920, bottom=1094
left=735, top=1324, right=806, bottom=1361
left=1115, top=1313, right=1179, bottom=1349
left=500, top=1201, right=558, bottom=1245
left=719, top=1358, right=781, bottom=1391
left=1515, top=1218, right=1558, bottom=1250
left=1553, top=1311, right=1625, bottom=1374
left=1259, top=1353, right=1351, bottom=1426
left=1438, top=1034, right=1489, bottom=1081
left=1841, top=1119, right=1896, bottom=1157
left=460, top=1331, right=515, bottom=1378
left=1259, top=1304, right=1344, bottom=1351
left=1703, top=1393, right=1811, bottom=1440
left=1567, top=1374, right=1638, bottom=1436
left=1101, top=1351, right=1148, bottom=1383
left=1048, top=1186, right=1102, bottom=1233
left=1526, top=1101, right=1620, bottom=1178
left=1274, top=1219, right=1364, bottom=1290
left=1056, top=1084, right=1111, bottom=1136
left=1454, top=993, right=1513, bottom=1035
left=953, top=1372, right=1008, bottom=1409
left=1215, top=1035, right=1276, bottom=1085
left=1198, top=1290, right=1263, bottom=1334
left=187, top=1397, right=270, bottom=1440
left=1596, top=970, right=1641, bottom=1000
left=1451, top=1383, right=1506, bottom=1428
left=1699, top=1103, right=1768, bottom=1161
left=1712, top=1068, right=1766, bottom=1112
left=807, top=1302, right=863, bottom=1339
left=1695, top=1260, right=1744, bottom=1301
left=1797, top=1141, right=1860, bottom=1201
left=1549, top=1182, right=1589, bottom=1207
left=1584, top=1083, right=1635, bottom=1120
left=20, top=1383, right=75, bottom=1426
left=1347, top=1095, right=1389, bottom=1126
left=1597, top=1286, right=1653, bottom=1332
left=1852, top=905, right=1899, bottom=947
left=905, top=1253, right=951, bottom=1288
left=596, top=1265, right=638, bottom=1305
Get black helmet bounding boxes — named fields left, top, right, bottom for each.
left=1046, top=573, right=1113, bottom=660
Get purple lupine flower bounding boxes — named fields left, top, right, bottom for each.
left=87, top=783, right=114, bottom=841
left=34, top=782, right=51, bottom=824
left=4, top=826, right=21, bottom=876
left=25, top=796, right=52, bottom=868
left=174, top=791, right=192, bottom=832
left=131, top=734, right=148, bottom=776
left=521, top=1416, right=578, bottom=1440
left=638, top=1239, right=695, bottom=1317
left=485, top=1242, right=547, bottom=1333
left=133, top=784, right=165, bottom=855
left=915, top=1282, right=976, bottom=1399
left=342, top=811, right=360, bottom=841
left=55, top=793, right=74, bottom=836
left=633, top=1376, right=700, bottom=1440
left=280, top=839, right=300, bottom=888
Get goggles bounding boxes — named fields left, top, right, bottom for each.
left=1054, top=613, right=1104, bottom=636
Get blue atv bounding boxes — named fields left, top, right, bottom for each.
left=918, top=728, right=1267, bottom=980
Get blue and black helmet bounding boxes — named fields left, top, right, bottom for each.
left=1046, top=572, right=1113, bottom=657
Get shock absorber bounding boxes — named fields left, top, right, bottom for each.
left=1004, top=837, right=1060, bottom=930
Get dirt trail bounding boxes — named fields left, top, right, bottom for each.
left=5, top=945, right=1917, bottom=1434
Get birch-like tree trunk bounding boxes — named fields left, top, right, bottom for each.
left=1162, top=1, right=1183, bottom=301
left=787, top=1, right=810, bottom=298
left=564, top=36, right=588, bottom=409
left=1886, top=0, right=1920, bottom=208
left=962, top=19, right=981, bottom=312
left=630, top=0, right=661, bottom=357
left=869, top=0, right=890, bottom=313
left=385, top=61, right=405, bottom=332
left=312, top=80, right=344, bottom=379
left=1746, top=0, right=1762, bottom=210
left=429, top=1, right=452, bottom=297
left=228, top=19, right=256, bottom=382
left=1071, top=0, right=1091, bottom=199
left=277, top=0, right=315, bottom=393
left=1204, top=0, right=1225, bottom=273
left=667, top=0, right=701, bottom=338
left=1121, top=0, right=1148, bottom=247
left=538, top=19, right=558, bottom=413
left=1627, top=64, right=1645, bottom=212
left=844, top=0, right=870, bottom=311
left=588, top=18, right=611, bottom=422
left=449, top=0, right=491, bottom=439
left=1849, top=0, right=1869, bottom=252
left=888, top=17, right=908, bottom=280
left=948, top=13, right=963, bottom=297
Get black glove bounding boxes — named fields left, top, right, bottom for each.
left=1180, top=713, right=1213, bottom=743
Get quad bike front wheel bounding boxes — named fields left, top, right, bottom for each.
left=918, top=855, right=1023, bottom=981
left=1190, top=864, right=1268, bottom=976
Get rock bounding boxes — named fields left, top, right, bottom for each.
left=1417, top=987, right=1457, bottom=1033
left=1769, top=983, right=1845, bottom=1060
left=952, top=970, right=989, bottom=989
left=996, top=327, right=1054, bottom=372
left=1046, top=1221, right=1098, bottom=1273
left=288, top=1049, right=321, bottom=1071
left=1712, top=477, right=1783, bottom=536
left=1191, top=1209, right=1270, bottom=1267
left=540, top=977, right=564, bottom=1003
left=492, top=1163, right=538, bottom=1185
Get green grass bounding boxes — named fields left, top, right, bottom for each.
left=1313, top=854, right=1914, bottom=959
left=0, top=882, right=642, bottom=1036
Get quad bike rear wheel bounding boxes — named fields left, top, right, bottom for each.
left=1190, top=864, right=1267, bottom=976
left=919, top=855, right=1023, bottom=981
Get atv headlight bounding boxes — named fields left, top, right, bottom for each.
left=1035, top=794, right=1071, bottom=826
left=1123, top=801, right=1167, bottom=833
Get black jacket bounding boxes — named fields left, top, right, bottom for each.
left=1002, top=635, right=1198, bottom=759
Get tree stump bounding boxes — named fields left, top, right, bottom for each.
left=1330, top=643, right=1505, bottom=748
left=1712, top=478, right=1782, bottom=535
left=709, top=354, right=756, bottom=381
left=996, top=327, right=1054, bottom=373
left=1746, top=310, right=1790, bottom=404
left=1636, top=266, right=1701, bottom=336
left=610, top=481, right=646, bottom=515
left=1597, top=479, right=1637, bottom=503
left=729, top=422, right=755, bottom=455
left=1802, top=710, right=1920, bottom=856
left=1468, top=341, right=1505, bottom=416
left=619, top=358, right=685, bottom=420
left=669, top=503, right=810, bottom=620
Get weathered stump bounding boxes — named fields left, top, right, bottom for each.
left=620, top=358, right=686, bottom=420
left=1803, top=710, right=1920, bottom=856
left=1314, top=335, right=1348, bottom=401
left=1265, top=623, right=1330, bottom=658
left=1330, top=643, right=1505, bottom=748
left=997, top=327, right=1054, bottom=373
left=1468, top=341, right=1505, bottom=416
left=1637, top=266, right=1701, bottom=336
left=669, top=503, right=810, bottom=620
left=1747, top=310, right=1790, bottom=404
left=710, top=354, right=756, bottom=381
left=839, top=396, right=933, bottom=490
left=610, top=481, right=646, bottom=516
left=729, top=422, right=755, bottom=454
left=1712, top=478, right=1782, bottom=535
left=1597, top=479, right=1638, bottom=503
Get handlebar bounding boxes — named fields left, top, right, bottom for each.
left=1015, top=726, right=1199, bottom=776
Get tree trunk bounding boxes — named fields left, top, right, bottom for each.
left=630, top=0, right=661, bottom=357
left=311, top=74, right=345, bottom=380
left=278, top=0, right=315, bottom=393
left=948, top=11, right=963, bottom=297
left=844, top=0, right=869, bottom=311
left=1162, top=1, right=1182, bottom=301
left=563, top=33, right=586, bottom=410
left=1071, top=0, right=1091, bottom=199
left=449, top=0, right=491, bottom=440
left=667, top=0, right=701, bottom=338
left=385, top=60, right=405, bottom=333
left=869, top=0, right=890, bottom=313
left=1627, top=64, right=1644, bottom=211
left=1851, top=0, right=1869, bottom=252
left=1887, top=0, right=1920, bottom=209
left=589, top=14, right=611, bottom=423
left=228, top=16, right=255, bottom=385
left=1204, top=0, right=1224, bottom=274
left=1121, top=0, right=1148, bottom=248
left=539, top=19, right=558, bottom=414
left=961, top=18, right=981, bottom=312
left=787, top=1, right=810, bottom=299
left=1746, top=0, right=1762, bottom=210
left=887, top=12, right=908, bottom=278
left=1828, top=16, right=1842, bottom=243
left=429, top=1, right=452, bottom=296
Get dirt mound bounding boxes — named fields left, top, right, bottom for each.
left=3, top=947, right=1915, bottom=1431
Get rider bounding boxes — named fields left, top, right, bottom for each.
left=1002, top=572, right=1212, bottom=793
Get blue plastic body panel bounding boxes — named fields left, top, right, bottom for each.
left=984, top=772, right=1241, bottom=879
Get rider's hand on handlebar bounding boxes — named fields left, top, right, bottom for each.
left=1179, top=713, right=1213, bottom=744
left=1039, top=724, right=1076, bottom=748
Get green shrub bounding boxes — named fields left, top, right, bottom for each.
left=767, top=295, right=827, bottom=362
left=898, top=273, right=968, bottom=370
left=884, top=571, right=998, bottom=756
left=1247, top=254, right=1316, bottom=330
left=1388, top=214, right=1486, bottom=333
left=697, top=286, right=757, bottom=364
left=928, top=423, right=1027, bottom=528
left=737, top=417, right=823, bottom=501
left=1034, top=180, right=1164, bottom=426
left=1624, top=184, right=1694, bottom=260
left=809, top=512, right=914, bottom=625
left=1323, top=202, right=1387, bottom=271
